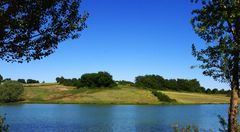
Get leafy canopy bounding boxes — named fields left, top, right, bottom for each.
left=191, top=0, right=240, bottom=82
left=0, top=0, right=88, bottom=63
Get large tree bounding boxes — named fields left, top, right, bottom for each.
left=191, top=0, right=240, bottom=131
left=0, top=0, right=88, bottom=63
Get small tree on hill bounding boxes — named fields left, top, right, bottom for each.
left=17, top=79, right=26, bottom=84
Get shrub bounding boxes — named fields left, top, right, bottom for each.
left=151, top=90, right=176, bottom=103
left=26, top=79, right=39, bottom=84
left=0, top=75, right=3, bottom=83
left=17, top=79, right=26, bottom=84
left=0, top=81, right=24, bottom=103
left=3, top=78, right=11, bottom=82
left=56, top=71, right=116, bottom=88
left=0, top=114, right=9, bottom=132
left=135, top=74, right=207, bottom=93
left=80, top=72, right=116, bottom=88
left=135, top=75, right=165, bottom=90
left=172, top=124, right=199, bottom=132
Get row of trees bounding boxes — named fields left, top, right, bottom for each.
left=57, top=73, right=229, bottom=94
left=56, top=72, right=116, bottom=88
left=135, top=75, right=229, bottom=94
left=0, top=75, right=40, bottom=84
left=17, top=79, right=39, bottom=84
left=205, top=88, right=230, bottom=95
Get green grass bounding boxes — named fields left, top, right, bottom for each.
left=161, top=91, right=230, bottom=104
left=20, top=83, right=232, bottom=104
left=22, top=84, right=159, bottom=104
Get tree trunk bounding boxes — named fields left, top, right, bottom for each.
left=228, top=82, right=239, bottom=132
left=228, top=53, right=239, bottom=132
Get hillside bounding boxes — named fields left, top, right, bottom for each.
left=23, top=84, right=159, bottom=104
left=22, top=83, right=231, bottom=104
left=161, top=91, right=230, bottom=104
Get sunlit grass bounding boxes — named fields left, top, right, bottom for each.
left=161, top=91, right=230, bottom=104
left=22, top=83, right=232, bottom=104
left=22, top=84, right=159, bottom=104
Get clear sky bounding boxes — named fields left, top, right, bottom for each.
left=0, top=0, right=230, bottom=89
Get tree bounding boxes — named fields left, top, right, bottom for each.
left=135, top=75, right=165, bottom=90
left=0, top=75, right=3, bottom=83
left=26, top=79, right=39, bottom=84
left=0, top=81, right=24, bottom=103
left=191, top=0, right=240, bottom=131
left=3, top=78, right=11, bottom=82
left=0, top=0, right=88, bottom=63
left=17, top=79, right=26, bottom=84
left=80, top=72, right=116, bottom=88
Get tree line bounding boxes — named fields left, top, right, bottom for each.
left=56, top=72, right=229, bottom=94
left=0, top=75, right=40, bottom=84
left=56, top=71, right=116, bottom=88
left=135, top=75, right=229, bottom=94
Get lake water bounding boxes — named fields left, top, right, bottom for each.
left=0, top=104, right=229, bottom=132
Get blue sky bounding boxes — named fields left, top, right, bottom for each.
left=0, top=0, right=229, bottom=89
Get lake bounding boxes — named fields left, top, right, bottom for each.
left=0, top=104, right=229, bottom=132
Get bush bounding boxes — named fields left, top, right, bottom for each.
left=17, top=79, right=26, bottom=84
left=135, top=75, right=165, bottom=90
left=172, top=124, right=199, bottom=132
left=135, top=75, right=206, bottom=93
left=80, top=72, right=116, bottom=88
left=3, top=78, right=11, bottom=82
left=0, top=75, right=3, bottom=82
left=151, top=90, right=176, bottom=103
left=26, top=79, right=39, bottom=84
left=0, top=81, right=24, bottom=103
left=0, top=114, right=9, bottom=132
left=56, top=71, right=116, bottom=88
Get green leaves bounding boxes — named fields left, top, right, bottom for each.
left=0, top=0, right=89, bottom=63
left=191, top=0, right=240, bottom=82
left=0, top=81, right=24, bottom=103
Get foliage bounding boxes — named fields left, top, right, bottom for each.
left=205, top=88, right=230, bottom=95
left=191, top=0, right=240, bottom=82
left=218, top=115, right=228, bottom=132
left=56, top=71, right=116, bottom=88
left=151, top=90, right=176, bottom=103
left=0, top=81, right=24, bottom=103
left=0, top=0, right=88, bottom=63
left=172, top=124, right=199, bottom=132
left=135, top=75, right=165, bottom=90
left=135, top=75, right=205, bottom=93
left=0, top=75, right=3, bottom=83
left=3, top=78, right=11, bottom=82
left=191, top=0, right=240, bottom=131
left=26, top=79, right=39, bottom=84
left=17, top=79, right=26, bottom=84
left=0, top=114, right=9, bottom=132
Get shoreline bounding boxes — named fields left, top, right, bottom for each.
left=0, top=101, right=230, bottom=106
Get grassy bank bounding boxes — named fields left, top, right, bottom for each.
left=21, top=83, right=231, bottom=104
left=161, top=91, right=230, bottom=104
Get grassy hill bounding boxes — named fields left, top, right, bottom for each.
left=22, top=83, right=231, bottom=104
left=161, top=91, right=229, bottom=104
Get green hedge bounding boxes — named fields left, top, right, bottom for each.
left=151, top=90, right=176, bottom=103
left=0, top=81, right=24, bottom=103
left=56, top=71, right=116, bottom=88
